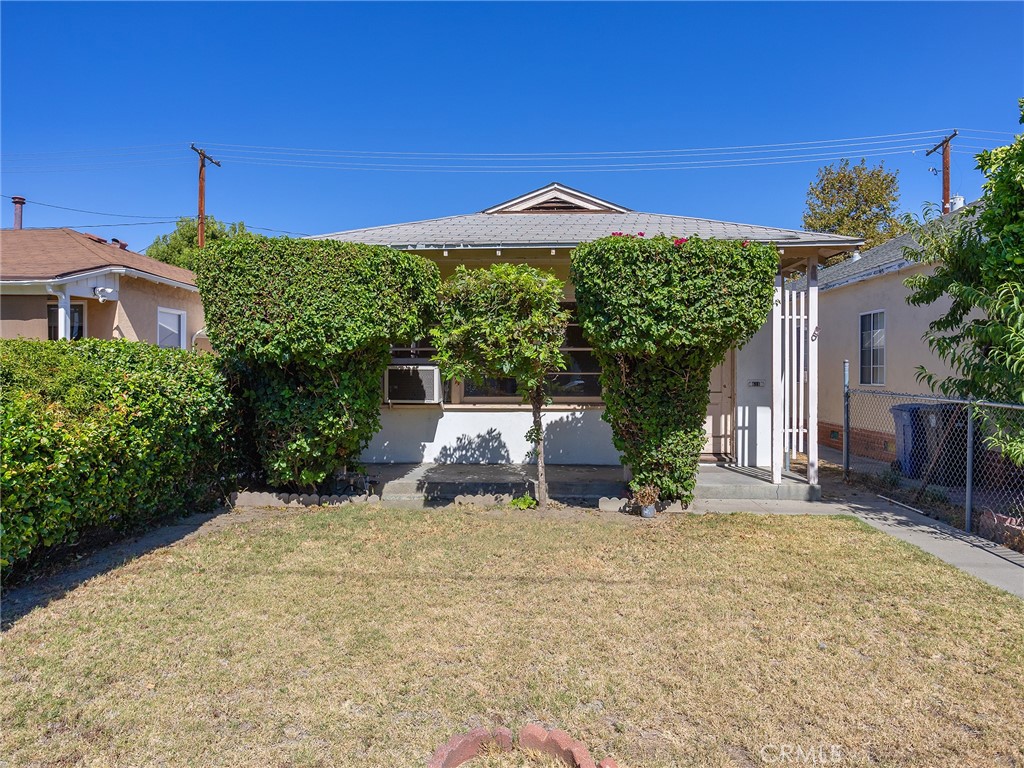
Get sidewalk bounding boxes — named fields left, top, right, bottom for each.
left=690, top=494, right=1024, bottom=599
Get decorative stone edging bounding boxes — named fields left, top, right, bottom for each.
left=229, top=491, right=380, bottom=508
left=428, top=724, right=618, bottom=768
left=598, top=497, right=684, bottom=515
left=453, top=493, right=513, bottom=506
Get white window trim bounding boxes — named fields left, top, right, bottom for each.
left=858, top=309, right=886, bottom=386
left=157, top=307, right=187, bottom=349
left=46, top=300, right=87, bottom=340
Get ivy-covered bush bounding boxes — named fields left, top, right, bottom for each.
left=571, top=234, right=777, bottom=503
left=0, top=339, right=238, bottom=573
left=194, top=235, right=439, bottom=487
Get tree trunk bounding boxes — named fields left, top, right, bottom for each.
left=531, top=385, right=548, bottom=507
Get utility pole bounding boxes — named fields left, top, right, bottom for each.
left=190, top=144, right=221, bottom=248
left=926, top=130, right=958, bottom=214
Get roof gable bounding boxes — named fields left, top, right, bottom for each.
left=483, top=182, right=631, bottom=214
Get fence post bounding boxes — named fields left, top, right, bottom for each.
left=843, top=360, right=850, bottom=481
left=965, top=400, right=975, bottom=532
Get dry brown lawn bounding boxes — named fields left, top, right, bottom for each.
left=2, top=505, right=1023, bottom=767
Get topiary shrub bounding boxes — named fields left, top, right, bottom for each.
left=571, top=234, right=777, bottom=503
left=194, top=235, right=439, bottom=488
left=0, top=339, right=239, bottom=574
left=431, top=264, right=569, bottom=505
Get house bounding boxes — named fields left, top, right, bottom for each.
left=313, top=183, right=862, bottom=487
left=813, top=224, right=961, bottom=462
left=1, top=200, right=207, bottom=350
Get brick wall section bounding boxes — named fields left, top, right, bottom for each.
left=819, top=421, right=896, bottom=463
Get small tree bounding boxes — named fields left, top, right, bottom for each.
left=904, top=100, right=1024, bottom=463
left=431, top=264, right=569, bottom=505
left=146, top=216, right=246, bottom=269
left=194, top=235, right=438, bottom=487
left=803, top=158, right=906, bottom=250
left=572, top=234, right=777, bottom=505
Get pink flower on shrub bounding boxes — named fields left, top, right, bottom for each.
left=611, top=232, right=623, bottom=237
left=636, top=232, right=645, bottom=237
left=742, top=240, right=750, bottom=247
left=674, top=237, right=688, bottom=246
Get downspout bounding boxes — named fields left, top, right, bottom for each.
left=190, top=326, right=208, bottom=350
left=45, top=283, right=70, bottom=340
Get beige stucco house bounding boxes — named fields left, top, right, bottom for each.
left=814, top=228, right=958, bottom=461
left=0, top=225, right=207, bottom=350
left=313, top=183, right=862, bottom=488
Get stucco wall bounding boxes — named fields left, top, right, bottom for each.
left=113, top=276, right=206, bottom=347
left=818, top=262, right=958, bottom=428
left=0, top=295, right=47, bottom=339
left=362, top=406, right=621, bottom=465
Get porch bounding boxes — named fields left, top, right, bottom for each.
left=365, top=462, right=820, bottom=508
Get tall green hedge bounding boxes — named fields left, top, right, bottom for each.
left=572, top=234, right=777, bottom=504
left=0, top=339, right=238, bottom=573
left=194, top=235, right=439, bottom=487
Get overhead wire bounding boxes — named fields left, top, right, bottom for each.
left=0, top=194, right=182, bottom=219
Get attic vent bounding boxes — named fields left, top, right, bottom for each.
left=526, top=198, right=589, bottom=212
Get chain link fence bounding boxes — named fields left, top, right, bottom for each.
left=843, top=388, right=1024, bottom=551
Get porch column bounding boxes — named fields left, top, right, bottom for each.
left=806, top=260, right=819, bottom=486
left=50, top=286, right=71, bottom=340
left=770, top=269, right=783, bottom=484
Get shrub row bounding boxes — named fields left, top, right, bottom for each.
left=0, top=339, right=239, bottom=574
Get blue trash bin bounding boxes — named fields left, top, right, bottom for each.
left=890, top=404, right=932, bottom=478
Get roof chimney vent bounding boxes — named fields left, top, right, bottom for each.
left=11, top=196, right=25, bottom=229
left=950, top=195, right=965, bottom=212
left=849, top=249, right=862, bottom=262
left=111, top=238, right=128, bottom=250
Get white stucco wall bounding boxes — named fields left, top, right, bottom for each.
left=734, top=320, right=773, bottom=467
left=363, top=406, right=621, bottom=465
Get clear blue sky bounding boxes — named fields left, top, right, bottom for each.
left=2, top=2, right=1022, bottom=250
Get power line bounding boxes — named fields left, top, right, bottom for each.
left=200, top=129, right=954, bottom=160
left=1, top=143, right=184, bottom=159
left=959, top=128, right=1017, bottom=136
left=209, top=145, right=937, bottom=173
left=22, top=221, right=181, bottom=229
left=0, top=194, right=183, bottom=219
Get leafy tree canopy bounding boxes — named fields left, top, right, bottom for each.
left=905, top=100, right=1024, bottom=406
left=145, top=216, right=246, bottom=270
left=431, top=264, right=569, bottom=504
left=803, top=158, right=906, bottom=251
left=904, top=99, right=1024, bottom=464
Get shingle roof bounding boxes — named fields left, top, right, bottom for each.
left=311, top=184, right=862, bottom=249
left=0, top=228, right=197, bottom=286
left=800, top=204, right=980, bottom=292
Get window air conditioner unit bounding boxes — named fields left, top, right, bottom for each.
left=384, top=365, right=443, bottom=404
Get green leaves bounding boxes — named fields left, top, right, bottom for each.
left=431, top=264, right=569, bottom=395
left=802, top=158, right=906, bottom=250
left=0, top=339, right=239, bottom=573
left=572, top=235, right=777, bottom=503
left=194, top=236, right=439, bottom=487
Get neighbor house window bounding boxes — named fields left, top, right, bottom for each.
left=157, top=308, right=186, bottom=349
left=859, top=311, right=885, bottom=385
left=47, top=302, right=85, bottom=340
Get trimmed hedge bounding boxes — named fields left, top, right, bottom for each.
left=0, top=339, right=238, bottom=573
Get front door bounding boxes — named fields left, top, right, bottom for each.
left=704, top=352, right=734, bottom=457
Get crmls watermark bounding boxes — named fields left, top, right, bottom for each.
left=759, top=744, right=844, bottom=764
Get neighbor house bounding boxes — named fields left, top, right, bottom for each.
left=1, top=201, right=207, bottom=350
left=313, top=183, right=861, bottom=488
left=814, top=221, right=962, bottom=463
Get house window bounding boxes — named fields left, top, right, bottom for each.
left=157, top=308, right=186, bottom=349
left=859, top=311, right=885, bottom=385
left=46, top=303, right=85, bottom=340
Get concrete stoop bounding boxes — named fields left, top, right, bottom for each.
left=365, top=463, right=819, bottom=508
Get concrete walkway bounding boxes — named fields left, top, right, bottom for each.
left=690, top=494, right=1024, bottom=599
